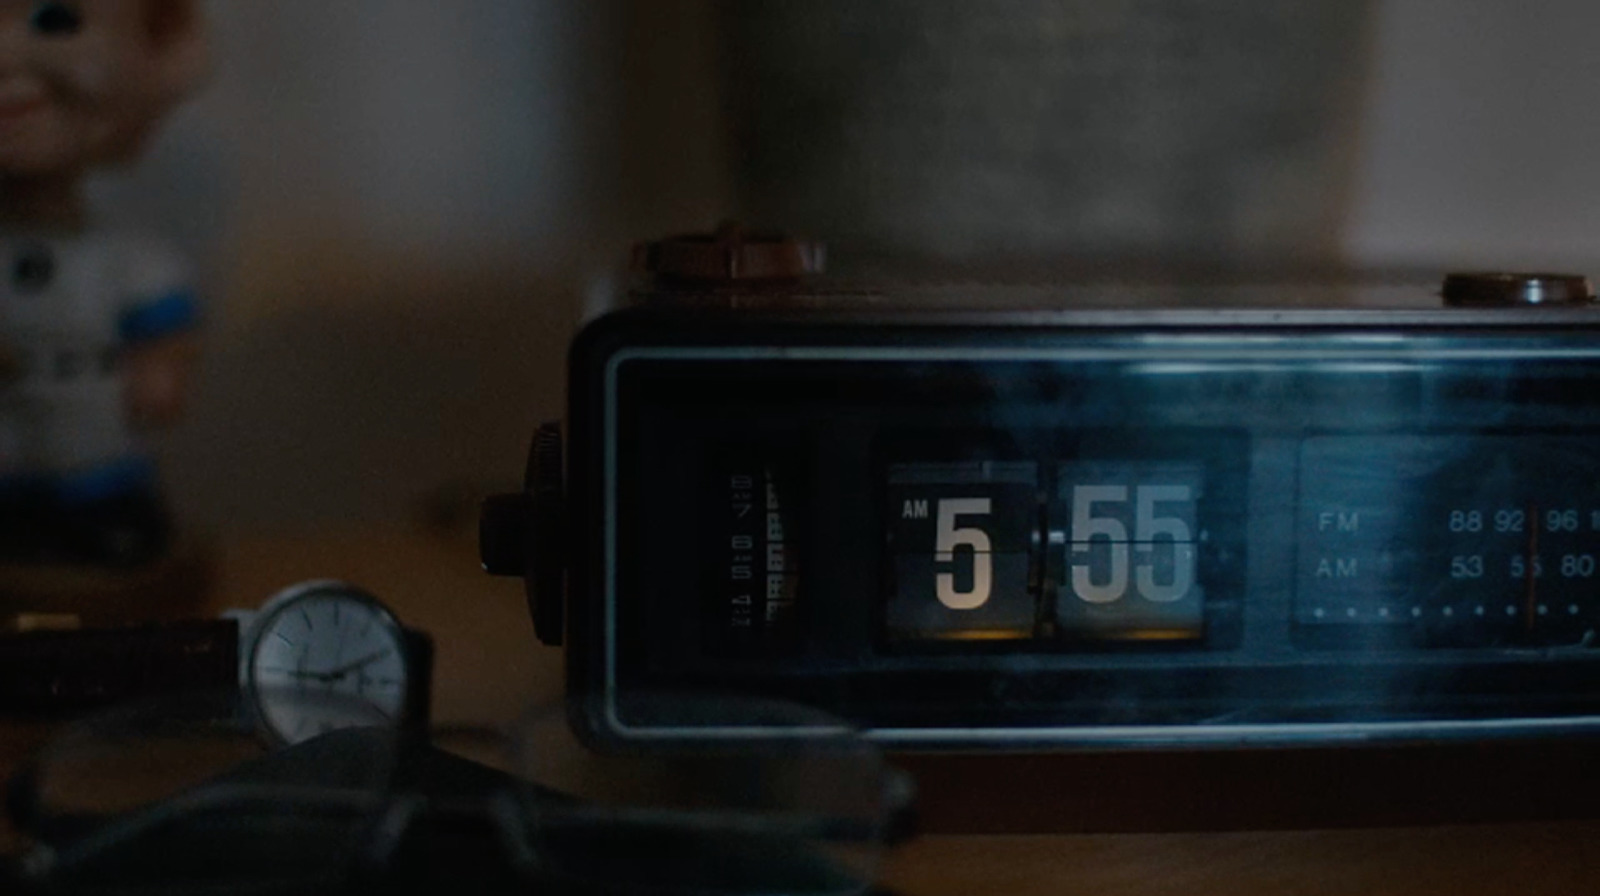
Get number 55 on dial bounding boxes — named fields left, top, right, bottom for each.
left=885, top=461, right=1039, bottom=641
left=1053, top=463, right=1207, bottom=640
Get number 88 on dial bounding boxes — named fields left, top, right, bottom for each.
left=886, top=462, right=1040, bottom=641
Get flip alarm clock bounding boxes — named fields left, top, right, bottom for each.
left=482, top=231, right=1600, bottom=750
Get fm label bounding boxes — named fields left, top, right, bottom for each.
left=1317, top=511, right=1360, bottom=533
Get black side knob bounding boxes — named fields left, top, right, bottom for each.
left=479, top=421, right=565, bottom=646
left=478, top=493, right=532, bottom=577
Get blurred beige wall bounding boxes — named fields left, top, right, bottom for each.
left=83, top=0, right=1600, bottom=533
left=95, top=1, right=635, bottom=532
left=1346, top=0, right=1600, bottom=271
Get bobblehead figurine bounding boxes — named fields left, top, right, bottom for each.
left=0, top=0, right=207, bottom=574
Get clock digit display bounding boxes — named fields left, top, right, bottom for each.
left=934, top=497, right=995, bottom=609
left=884, top=458, right=1213, bottom=644
left=1053, top=464, right=1206, bottom=641
left=886, top=462, right=1037, bottom=640
left=1068, top=485, right=1131, bottom=604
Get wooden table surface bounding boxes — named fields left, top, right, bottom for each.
left=5, top=527, right=1600, bottom=894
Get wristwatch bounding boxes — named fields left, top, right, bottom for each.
left=0, top=581, right=432, bottom=744
left=232, top=580, right=433, bottom=744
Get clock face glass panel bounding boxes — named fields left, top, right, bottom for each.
left=249, top=594, right=408, bottom=744
left=602, top=335, right=1600, bottom=740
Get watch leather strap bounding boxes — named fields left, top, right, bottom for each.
left=0, top=620, right=239, bottom=713
left=400, top=627, right=434, bottom=734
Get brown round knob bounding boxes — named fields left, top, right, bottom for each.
left=1441, top=272, right=1595, bottom=307
left=632, top=223, right=825, bottom=283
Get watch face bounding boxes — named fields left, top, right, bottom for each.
left=244, top=582, right=411, bottom=745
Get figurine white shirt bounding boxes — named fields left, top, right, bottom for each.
left=0, top=232, right=196, bottom=491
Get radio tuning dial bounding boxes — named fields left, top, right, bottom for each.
left=1441, top=272, right=1595, bottom=307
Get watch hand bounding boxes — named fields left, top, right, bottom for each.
left=257, top=648, right=394, bottom=686
left=320, top=648, right=395, bottom=679
left=257, top=666, right=339, bottom=683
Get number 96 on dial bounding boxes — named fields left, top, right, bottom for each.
left=886, top=462, right=1038, bottom=641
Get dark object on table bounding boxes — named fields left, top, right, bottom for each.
left=6, top=728, right=899, bottom=895
left=0, top=541, right=216, bottom=631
